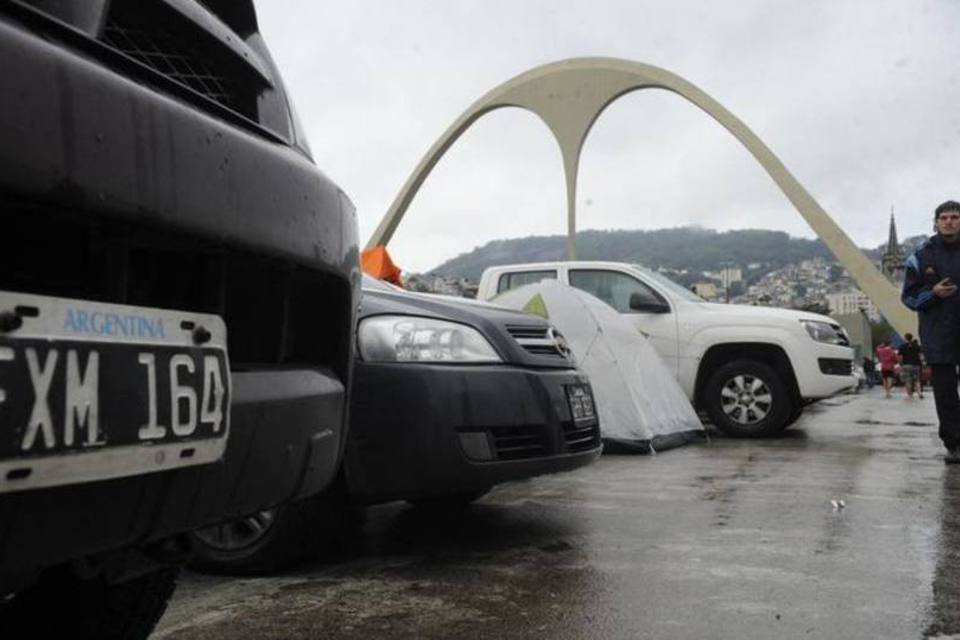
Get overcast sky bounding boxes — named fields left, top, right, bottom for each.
left=256, top=1, right=960, bottom=273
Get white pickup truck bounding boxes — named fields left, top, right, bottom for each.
left=478, top=261, right=856, bottom=437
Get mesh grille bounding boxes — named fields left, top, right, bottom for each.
left=99, top=6, right=256, bottom=120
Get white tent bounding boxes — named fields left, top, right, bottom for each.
left=494, top=280, right=705, bottom=453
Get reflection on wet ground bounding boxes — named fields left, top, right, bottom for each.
left=155, top=390, right=960, bottom=639
left=925, top=469, right=960, bottom=638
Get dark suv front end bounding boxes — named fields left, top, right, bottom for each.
left=0, top=0, right=358, bottom=624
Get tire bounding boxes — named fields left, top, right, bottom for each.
left=703, top=359, right=793, bottom=437
left=407, top=487, right=491, bottom=511
left=189, top=478, right=349, bottom=576
left=783, top=401, right=804, bottom=428
left=0, top=565, right=178, bottom=640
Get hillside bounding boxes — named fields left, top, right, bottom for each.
left=429, top=227, right=889, bottom=280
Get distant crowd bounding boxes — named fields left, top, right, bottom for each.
left=863, top=333, right=925, bottom=400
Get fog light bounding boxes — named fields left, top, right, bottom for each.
left=458, top=432, right=493, bottom=461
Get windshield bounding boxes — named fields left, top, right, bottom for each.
left=632, top=264, right=705, bottom=302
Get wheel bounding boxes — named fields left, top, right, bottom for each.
left=189, top=478, right=349, bottom=576
left=407, top=487, right=491, bottom=511
left=0, top=565, right=178, bottom=640
left=703, top=359, right=793, bottom=437
left=783, top=400, right=804, bottom=428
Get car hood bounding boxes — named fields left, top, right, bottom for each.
left=360, top=289, right=537, bottom=324
left=696, top=302, right=838, bottom=326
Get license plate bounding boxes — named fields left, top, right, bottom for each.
left=566, top=383, right=596, bottom=422
left=0, top=291, right=230, bottom=493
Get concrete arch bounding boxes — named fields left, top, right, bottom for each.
left=367, top=57, right=913, bottom=335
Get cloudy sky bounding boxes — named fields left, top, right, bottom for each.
left=257, top=1, right=960, bottom=273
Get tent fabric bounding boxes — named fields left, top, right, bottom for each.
left=361, top=245, right=403, bottom=285
left=494, top=280, right=705, bottom=453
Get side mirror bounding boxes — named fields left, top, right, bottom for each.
left=629, top=293, right=669, bottom=313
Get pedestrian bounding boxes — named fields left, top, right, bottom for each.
left=876, top=340, right=899, bottom=399
left=902, top=200, right=960, bottom=463
left=897, top=333, right=923, bottom=399
left=862, top=355, right=875, bottom=389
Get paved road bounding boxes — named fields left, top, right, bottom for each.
left=154, top=389, right=960, bottom=639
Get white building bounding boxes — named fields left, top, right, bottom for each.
left=825, top=290, right=881, bottom=322
left=718, top=267, right=742, bottom=289
left=692, top=282, right=718, bottom=300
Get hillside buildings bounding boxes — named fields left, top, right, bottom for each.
left=420, top=215, right=915, bottom=316
left=692, top=282, right=718, bottom=300
left=822, top=210, right=901, bottom=323
left=700, top=266, right=743, bottom=289
left=825, top=290, right=881, bottom=322
left=731, top=257, right=839, bottom=308
left=729, top=213, right=909, bottom=323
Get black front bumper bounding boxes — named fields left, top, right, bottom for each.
left=0, top=368, right=345, bottom=593
left=344, top=363, right=602, bottom=504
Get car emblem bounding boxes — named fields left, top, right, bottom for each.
left=548, top=327, right=572, bottom=359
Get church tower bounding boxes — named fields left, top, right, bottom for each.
left=881, top=208, right=905, bottom=282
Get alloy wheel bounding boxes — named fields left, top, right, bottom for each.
left=719, top=374, right=773, bottom=425
left=193, top=510, right=278, bottom=551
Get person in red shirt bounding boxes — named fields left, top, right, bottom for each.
left=876, top=340, right=900, bottom=399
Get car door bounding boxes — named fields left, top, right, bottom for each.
left=568, top=268, right=680, bottom=376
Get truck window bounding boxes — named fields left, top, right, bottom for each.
left=569, top=269, right=667, bottom=312
left=497, top=270, right=557, bottom=293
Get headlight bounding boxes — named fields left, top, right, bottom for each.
left=358, top=315, right=502, bottom=363
left=800, top=320, right=848, bottom=345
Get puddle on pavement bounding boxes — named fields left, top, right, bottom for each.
left=924, top=470, right=960, bottom=637
left=855, top=418, right=935, bottom=427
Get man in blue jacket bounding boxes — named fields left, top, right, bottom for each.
left=902, top=200, right=960, bottom=462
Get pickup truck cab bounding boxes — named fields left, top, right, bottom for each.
left=479, top=261, right=855, bottom=437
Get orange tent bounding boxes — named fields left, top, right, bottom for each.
left=361, top=245, right=403, bottom=286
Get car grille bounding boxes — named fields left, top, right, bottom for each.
left=102, top=23, right=239, bottom=115
left=505, top=324, right=568, bottom=359
left=564, top=420, right=601, bottom=452
left=490, top=425, right=546, bottom=461
left=0, top=203, right=352, bottom=376
left=819, top=358, right=853, bottom=376
left=98, top=1, right=258, bottom=121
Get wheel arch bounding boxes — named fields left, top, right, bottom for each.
left=694, top=342, right=801, bottom=410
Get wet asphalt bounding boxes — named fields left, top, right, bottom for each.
left=153, top=388, right=960, bottom=640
